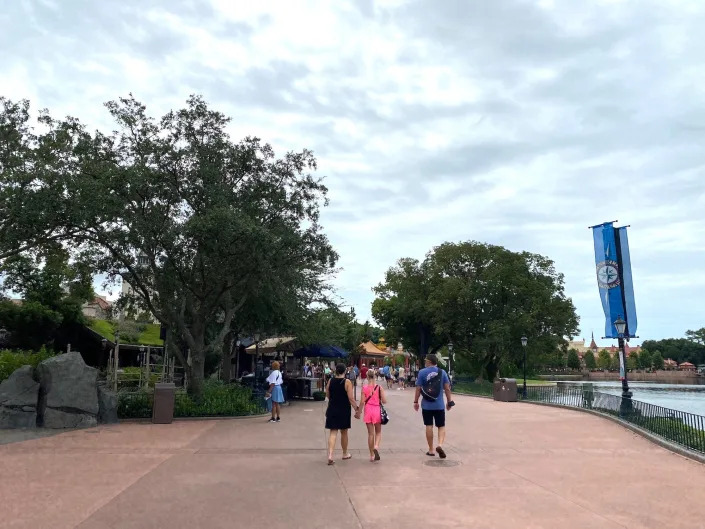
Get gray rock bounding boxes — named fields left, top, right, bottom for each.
left=0, top=366, right=40, bottom=428
left=38, top=352, right=99, bottom=415
left=0, top=407, right=37, bottom=428
left=97, top=385, right=118, bottom=424
left=42, top=408, right=97, bottom=429
left=0, top=366, right=40, bottom=407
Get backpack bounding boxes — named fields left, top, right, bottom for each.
left=420, top=367, right=443, bottom=402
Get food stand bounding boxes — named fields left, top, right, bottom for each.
left=290, top=344, right=349, bottom=399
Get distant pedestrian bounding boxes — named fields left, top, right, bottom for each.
left=266, top=361, right=285, bottom=423
left=360, top=363, right=368, bottom=383
left=398, top=366, right=406, bottom=390
left=414, top=354, right=454, bottom=458
left=356, top=369, right=387, bottom=461
left=325, top=363, right=360, bottom=465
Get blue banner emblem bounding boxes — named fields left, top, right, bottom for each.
left=591, top=222, right=638, bottom=338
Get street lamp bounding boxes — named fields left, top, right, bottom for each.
left=521, top=336, right=528, bottom=398
left=614, top=316, right=632, bottom=415
left=447, top=341, right=454, bottom=387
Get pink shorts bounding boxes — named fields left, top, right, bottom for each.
left=364, top=404, right=381, bottom=424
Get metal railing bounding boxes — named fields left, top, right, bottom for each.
left=523, top=385, right=705, bottom=454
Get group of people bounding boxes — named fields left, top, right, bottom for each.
left=324, top=354, right=454, bottom=465
left=360, top=363, right=410, bottom=390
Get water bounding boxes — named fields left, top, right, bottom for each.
left=559, top=381, right=705, bottom=416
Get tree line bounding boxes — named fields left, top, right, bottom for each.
left=371, top=241, right=579, bottom=380
left=0, top=95, right=337, bottom=397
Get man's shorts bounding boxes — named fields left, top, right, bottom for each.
left=422, top=409, right=446, bottom=428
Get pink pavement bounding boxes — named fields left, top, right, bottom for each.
left=1, top=388, right=704, bottom=529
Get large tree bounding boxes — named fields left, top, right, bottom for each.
left=0, top=95, right=337, bottom=397
left=373, top=242, right=579, bottom=381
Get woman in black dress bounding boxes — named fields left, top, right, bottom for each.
left=325, top=363, right=360, bottom=465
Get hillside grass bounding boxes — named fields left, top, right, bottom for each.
left=89, top=319, right=163, bottom=346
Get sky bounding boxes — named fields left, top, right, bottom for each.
left=2, top=0, right=704, bottom=346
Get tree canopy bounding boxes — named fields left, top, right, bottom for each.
left=641, top=337, right=705, bottom=366
left=0, top=95, right=337, bottom=396
left=372, top=241, right=579, bottom=380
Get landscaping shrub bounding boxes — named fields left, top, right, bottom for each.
left=0, top=347, right=55, bottom=383
left=117, top=380, right=265, bottom=419
left=312, top=391, right=326, bottom=401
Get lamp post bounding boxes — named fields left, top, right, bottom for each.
left=521, top=336, right=528, bottom=399
left=614, top=317, right=633, bottom=415
left=447, top=341, right=454, bottom=387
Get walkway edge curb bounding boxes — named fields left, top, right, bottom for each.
left=454, top=392, right=705, bottom=465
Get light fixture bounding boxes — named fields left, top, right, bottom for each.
left=614, top=317, right=627, bottom=336
left=448, top=341, right=454, bottom=354
left=521, top=336, right=528, bottom=347
left=254, top=333, right=261, bottom=342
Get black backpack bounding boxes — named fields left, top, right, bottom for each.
left=420, top=367, right=443, bottom=401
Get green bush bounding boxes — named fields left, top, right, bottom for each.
left=117, top=390, right=153, bottom=419
left=453, top=380, right=494, bottom=397
left=312, top=391, right=326, bottom=401
left=117, top=380, right=265, bottom=419
left=0, top=347, right=55, bottom=383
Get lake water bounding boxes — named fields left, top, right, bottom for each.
left=558, top=381, right=705, bottom=416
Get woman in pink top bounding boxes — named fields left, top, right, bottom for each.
left=355, top=370, right=387, bottom=461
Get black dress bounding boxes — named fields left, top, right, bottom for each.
left=325, top=377, right=352, bottom=430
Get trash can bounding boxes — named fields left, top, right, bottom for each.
left=493, top=378, right=518, bottom=402
left=152, top=382, right=176, bottom=424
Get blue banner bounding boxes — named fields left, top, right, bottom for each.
left=591, top=222, right=637, bottom=338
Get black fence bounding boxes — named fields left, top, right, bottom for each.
left=523, top=385, right=705, bottom=454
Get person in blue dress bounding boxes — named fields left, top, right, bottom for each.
left=266, top=361, right=285, bottom=423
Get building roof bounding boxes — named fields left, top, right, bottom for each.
left=679, top=361, right=695, bottom=367
left=589, top=332, right=598, bottom=350
left=245, top=336, right=298, bottom=354
left=664, top=359, right=678, bottom=366
left=359, top=341, right=389, bottom=357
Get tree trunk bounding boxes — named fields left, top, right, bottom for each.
left=187, top=352, right=206, bottom=400
left=485, top=359, right=499, bottom=382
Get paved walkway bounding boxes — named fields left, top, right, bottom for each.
left=1, top=388, right=704, bottom=529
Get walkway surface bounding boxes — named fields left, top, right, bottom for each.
left=1, top=388, right=705, bottom=529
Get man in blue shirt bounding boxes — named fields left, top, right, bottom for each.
left=414, top=354, right=453, bottom=458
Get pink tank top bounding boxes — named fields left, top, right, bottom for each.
left=363, top=385, right=381, bottom=406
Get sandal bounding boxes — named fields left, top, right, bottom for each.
left=373, top=449, right=380, bottom=461
left=342, top=454, right=352, bottom=460
left=327, top=459, right=335, bottom=465
left=436, top=446, right=447, bottom=459
left=426, top=452, right=436, bottom=457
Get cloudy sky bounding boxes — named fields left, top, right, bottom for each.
left=2, top=0, right=704, bottom=345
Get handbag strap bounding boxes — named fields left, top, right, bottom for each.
left=364, top=385, right=379, bottom=405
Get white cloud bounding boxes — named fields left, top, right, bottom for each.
left=2, top=0, right=704, bottom=343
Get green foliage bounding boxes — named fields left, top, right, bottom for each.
left=685, top=327, right=705, bottom=346
left=584, top=350, right=597, bottom=369
left=0, top=300, right=62, bottom=350
left=374, top=242, right=579, bottom=381
left=117, top=390, right=152, bottom=419
left=88, top=319, right=163, bottom=346
left=610, top=353, right=621, bottom=371
left=117, top=381, right=265, bottom=419
left=0, top=347, right=54, bottom=382
left=453, top=379, right=494, bottom=397
left=597, top=349, right=611, bottom=370
left=173, top=381, right=264, bottom=417
left=641, top=337, right=705, bottom=366
left=0, top=95, right=337, bottom=399
left=296, top=306, right=380, bottom=354
left=651, top=351, right=665, bottom=370
left=312, top=391, right=326, bottom=401
left=627, top=351, right=639, bottom=370
left=638, top=349, right=652, bottom=370
left=567, top=349, right=581, bottom=370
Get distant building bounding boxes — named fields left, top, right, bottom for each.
left=82, top=296, right=112, bottom=319
left=679, top=361, right=696, bottom=371
left=664, top=359, right=678, bottom=370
